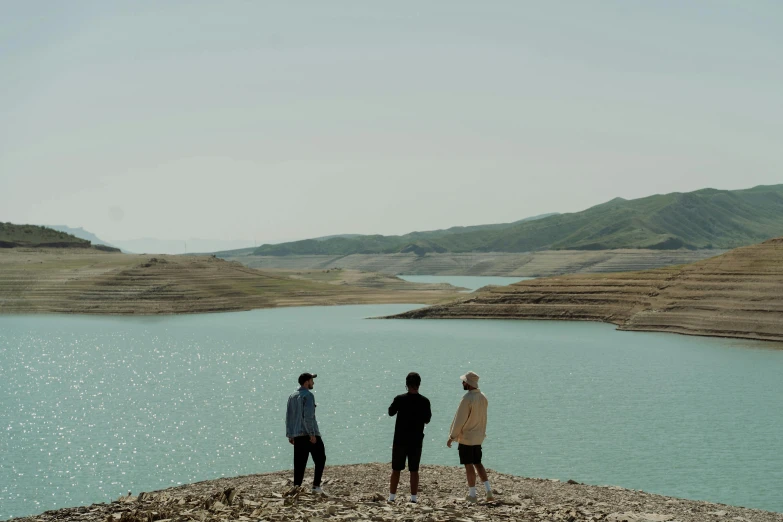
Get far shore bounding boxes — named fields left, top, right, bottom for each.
left=0, top=248, right=462, bottom=315
left=220, top=249, right=724, bottom=277
left=4, top=243, right=783, bottom=345
left=387, top=238, right=783, bottom=344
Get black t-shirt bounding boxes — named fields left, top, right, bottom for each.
left=389, top=392, right=432, bottom=445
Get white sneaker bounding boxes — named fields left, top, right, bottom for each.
left=311, top=487, right=328, bottom=497
left=486, top=490, right=495, bottom=501
left=465, top=495, right=477, bottom=503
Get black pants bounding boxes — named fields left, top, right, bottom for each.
left=293, top=436, right=326, bottom=487
left=391, top=444, right=423, bottom=472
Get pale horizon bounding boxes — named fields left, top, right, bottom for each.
left=2, top=2, right=782, bottom=244
left=37, top=182, right=781, bottom=249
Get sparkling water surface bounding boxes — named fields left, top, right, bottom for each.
left=2, top=305, right=782, bottom=518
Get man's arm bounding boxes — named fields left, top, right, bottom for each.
left=302, top=395, right=317, bottom=437
left=423, top=398, right=432, bottom=425
left=285, top=396, right=293, bottom=443
left=448, top=397, right=471, bottom=442
left=388, top=396, right=399, bottom=417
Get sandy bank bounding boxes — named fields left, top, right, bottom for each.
left=388, top=238, right=783, bottom=343
left=0, top=249, right=460, bottom=315
left=12, top=464, right=781, bottom=522
left=222, top=250, right=723, bottom=277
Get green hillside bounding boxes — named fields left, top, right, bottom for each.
left=253, top=185, right=783, bottom=255
left=253, top=213, right=557, bottom=256
left=0, top=223, right=94, bottom=248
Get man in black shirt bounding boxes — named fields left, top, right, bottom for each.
left=388, top=372, right=432, bottom=503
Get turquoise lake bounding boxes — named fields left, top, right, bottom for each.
left=1, top=305, right=783, bottom=518
left=398, top=275, right=533, bottom=291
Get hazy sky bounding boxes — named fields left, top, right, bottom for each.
left=2, top=1, right=781, bottom=243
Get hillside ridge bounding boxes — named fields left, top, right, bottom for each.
left=252, top=185, right=783, bottom=256
left=0, top=222, right=119, bottom=250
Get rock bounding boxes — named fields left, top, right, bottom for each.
left=606, top=514, right=675, bottom=522
left=641, top=514, right=675, bottom=522
left=362, top=492, right=386, bottom=502
left=11, top=464, right=781, bottom=522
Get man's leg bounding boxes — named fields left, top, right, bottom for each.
left=472, top=447, right=493, bottom=500
left=459, top=444, right=479, bottom=502
left=389, top=470, right=401, bottom=494
left=464, top=463, right=477, bottom=487
left=293, top=437, right=310, bottom=486
left=475, top=463, right=489, bottom=483
left=459, top=444, right=477, bottom=487
left=311, top=437, right=326, bottom=488
left=389, top=445, right=405, bottom=500
left=408, top=445, right=422, bottom=497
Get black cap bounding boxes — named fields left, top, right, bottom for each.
left=298, top=372, right=317, bottom=385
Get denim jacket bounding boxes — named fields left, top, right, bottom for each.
left=286, top=387, right=321, bottom=438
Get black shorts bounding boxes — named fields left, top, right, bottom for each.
left=458, top=444, right=482, bottom=465
left=391, top=444, right=422, bottom=472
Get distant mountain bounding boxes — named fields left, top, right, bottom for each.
left=314, top=234, right=364, bottom=242
left=108, top=238, right=257, bottom=255
left=1, top=223, right=92, bottom=248
left=253, top=185, right=783, bottom=255
left=45, top=228, right=256, bottom=255
left=214, top=215, right=559, bottom=257
left=46, top=225, right=119, bottom=250
left=252, top=212, right=560, bottom=256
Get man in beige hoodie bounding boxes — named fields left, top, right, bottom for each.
left=447, top=371, right=493, bottom=503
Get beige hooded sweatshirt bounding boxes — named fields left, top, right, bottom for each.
left=448, top=388, right=488, bottom=446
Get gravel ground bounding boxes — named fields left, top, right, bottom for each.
left=12, top=463, right=782, bottom=522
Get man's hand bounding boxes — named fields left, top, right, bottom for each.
left=446, top=438, right=453, bottom=448
left=310, top=435, right=317, bottom=444
left=288, top=438, right=294, bottom=445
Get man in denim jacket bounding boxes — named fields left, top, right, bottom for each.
left=285, top=372, right=327, bottom=494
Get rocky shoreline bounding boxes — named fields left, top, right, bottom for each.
left=11, top=464, right=781, bottom=522
left=388, top=238, right=783, bottom=343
